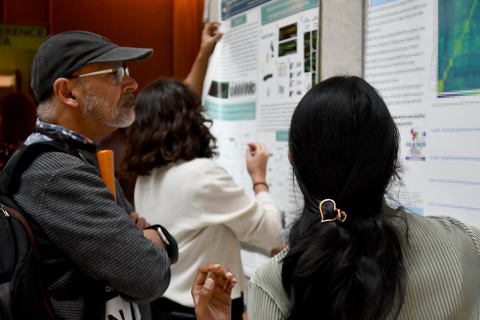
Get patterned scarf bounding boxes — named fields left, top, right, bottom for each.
left=25, top=119, right=99, bottom=147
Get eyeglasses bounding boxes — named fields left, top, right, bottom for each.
left=70, top=66, right=130, bottom=83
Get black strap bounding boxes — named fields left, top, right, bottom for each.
left=0, top=141, right=72, bottom=196
left=83, top=280, right=108, bottom=320
left=0, top=124, right=99, bottom=196
left=0, top=133, right=108, bottom=320
left=144, top=225, right=179, bottom=264
left=0, top=282, right=14, bottom=320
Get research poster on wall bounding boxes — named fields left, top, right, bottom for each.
left=365, top=0, right=480, bottom=227
left=202, top=0, right=319, bottom=275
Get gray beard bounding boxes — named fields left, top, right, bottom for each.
left=81, top=81, right=135, bottom=128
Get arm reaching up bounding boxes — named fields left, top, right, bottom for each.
left=184, top=21, right=223, bottom=97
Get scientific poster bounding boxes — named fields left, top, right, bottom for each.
left=365, top=0, right=480, bottom=227
left=203, top=0, right=319, bottom=276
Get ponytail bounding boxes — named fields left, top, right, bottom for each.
left=282, top=198, right=406, bottom=320
left=283, top=76, right=407, bottom=320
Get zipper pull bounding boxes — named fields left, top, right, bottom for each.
left=0, top=204, right=10, bottom=218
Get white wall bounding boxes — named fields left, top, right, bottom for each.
left=319, top=0, right=364, bottom=80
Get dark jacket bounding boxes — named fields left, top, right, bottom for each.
left=10, top=141, right=171, bottom=320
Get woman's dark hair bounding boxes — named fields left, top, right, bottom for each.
left=121, top=78, right=217, bottom=176
left=282, top=76, right=406, bottom=320
left=0, top=93, right=37, bottom=143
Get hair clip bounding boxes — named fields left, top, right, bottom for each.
left=319, top=199, right=347, bottom=223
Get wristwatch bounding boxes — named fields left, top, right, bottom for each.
left=156, top=227, right=170, bottom=246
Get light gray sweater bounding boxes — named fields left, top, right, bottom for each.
left=248, top=210, right=480, bottom=320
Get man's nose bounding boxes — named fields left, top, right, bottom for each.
left=123, top=74, right=138, bottom=93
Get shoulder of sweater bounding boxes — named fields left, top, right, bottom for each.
left=249, top=247, right=290, bottom=311
left=387, top=209, right=480, bottom=260
left=182, top=158, right=226, bottom=174
left=250, top=247, right=288, bottom=288
left=140, top=159, right=233, bottom=193
left=404, top=210, right=477, bottom=235
left=411, top=213, right=480, bottom=251
left=25, top=150, right=92, bottom=173
left=167, top=158, right=229, bottom=180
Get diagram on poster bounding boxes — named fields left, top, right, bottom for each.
left=365, top=0, right=480, bottom=227
left=437, top=0, right=480, bottom=96
left=405, top=128, right=426, bottom=162
left=202, top=0, right=319, bottom=275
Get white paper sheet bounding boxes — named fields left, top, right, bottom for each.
left=366, top=0, right=480, bottom=227
left=203, top=0, right=319, bottom=275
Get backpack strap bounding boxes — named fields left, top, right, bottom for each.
left=0, top=136, right=108, bottom=320
left=0, top=123, right=97, bottom=196
left=0, top=141, right=74, bottom=196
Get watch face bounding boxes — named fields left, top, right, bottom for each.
left=157, top=227, right=170, bottom=246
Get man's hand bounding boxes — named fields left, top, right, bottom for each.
left=192, top=264, right=237, bottom=320
left=200, top=21, right=223, bottom=56
left=129, top=212, right=149, bottom=228
left=129, top=212, right=165, bottom=248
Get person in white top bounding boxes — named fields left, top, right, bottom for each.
left=121, top=77, right=283, bottom=319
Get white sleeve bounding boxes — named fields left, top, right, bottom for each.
left=186, top=161, right=283, bottom=250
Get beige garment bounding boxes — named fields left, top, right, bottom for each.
left=248, top=210, right=480, bottom=320
left=135, top=158, right=283, bottom=307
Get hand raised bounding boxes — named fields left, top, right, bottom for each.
left=246, top=143, right=269, bottom=183
left=192, top=264, right=237, bottom=320
left=130, top=212, right=164, bottom=248
left=200, top=21, right=223, bottom=56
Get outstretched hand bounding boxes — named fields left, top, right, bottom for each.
left=192, top=264, right=237, bottom=320
left=200, top=21, right=223, bottom=56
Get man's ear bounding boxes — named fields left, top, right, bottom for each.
left=53, top=78, right=81, bottom=108
left=288, top=150, right=292, bottom=165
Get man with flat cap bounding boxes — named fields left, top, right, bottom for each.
left=4, top=31, right=177, bottom=320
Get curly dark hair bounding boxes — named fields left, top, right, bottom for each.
left=121, top=78, right=217, bottom=176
